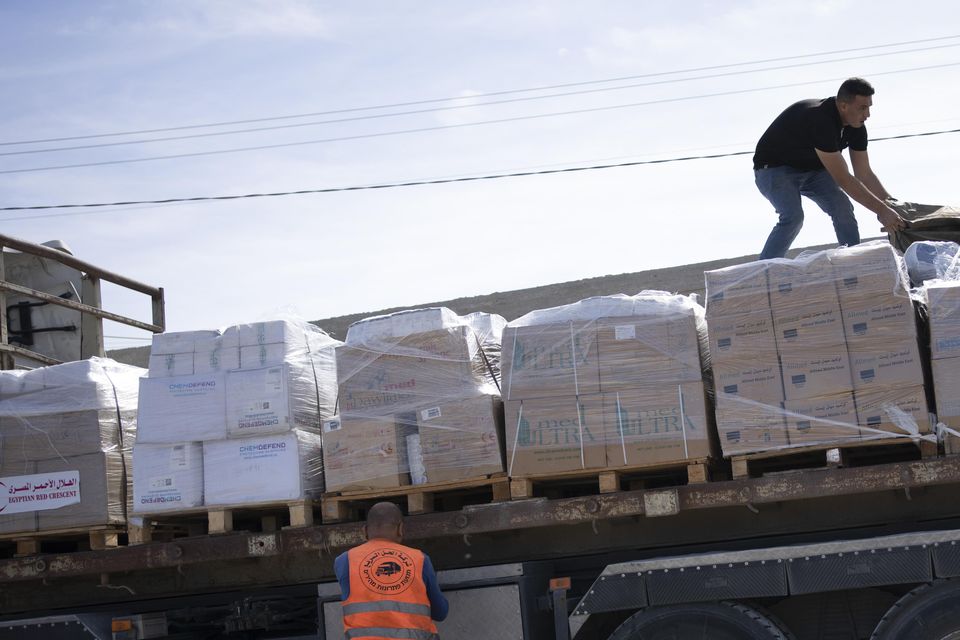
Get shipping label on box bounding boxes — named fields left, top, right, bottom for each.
left=602, top=382, right=712, bottom=468
left=203, top=431, right=322, bottom=506
left=855, top=385, right=930, bottom=438
left=502, top=323, right=601, bottom=400
left=415, top=395, right=504, bottom=484
left=704, top=262, right=770, bottom=318
left=37, top=451, right=124, bottom=531
left=783, top=392, right=860, bottom=446
left=0, top=469, right=81, bottom=515
left=848, top=339, right=924, bottom=390
left=830, top=243, right=910, bottom=304
left=932, top=357, right=960, bottom=421
left=841, top=296, right=918, bottom=347
left=322, top=415, right=412, bottom=493
left=132, top=442, right=204, bottom=513
left=0, top=460, right=37, bottom=534
left=137, top=373, right=227, bottom=443
left=779, top=344, right=854, bottom=401
left=504, top=395, right=605, bottom=476
left=773, top=300, right=846, bottom=351
left=148, top=353, right=194, bottom=378
left=596, top=316, right=703, bottom=391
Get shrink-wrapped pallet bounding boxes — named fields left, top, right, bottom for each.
left=134, top=318, right=339, bottom=512
left=325, top=308, right=505, bottom=493
left=704, top=241, right=929, bottom=457
left=0, top=358, right=143, bottom=534
left=502, top=293, right=715, bottom=477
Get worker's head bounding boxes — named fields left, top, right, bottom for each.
left=364, top=502, right=404, bottom=543
left=836, top=77, right=875, bottom=128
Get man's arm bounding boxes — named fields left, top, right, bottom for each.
left=815, top=149, right=905, bottom=231
left=422, top=555, right=449, bottom=622
left=334, top=552, right=350, bottom=601
left=850, top=149, right=893, bottom=200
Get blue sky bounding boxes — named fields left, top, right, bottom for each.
left=1, top=1, right=958, bottom=348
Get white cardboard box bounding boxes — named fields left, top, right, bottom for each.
left=151, top=330, right=220, bottom=356
left=203, top=430, right=323, bottom=506
left=137, top=373, right=228, bottom=443
left=194, top=346, right=241, bottom=374
left=237, top=320, right=308, bottom=347
left=132, top=442, right=204, bottom=513
left=226, top=365, right=320, bottom=438
left=148, top=353, right=194, bottom=378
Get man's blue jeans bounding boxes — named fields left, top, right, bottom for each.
left=755, top=166, right=859, bottom=260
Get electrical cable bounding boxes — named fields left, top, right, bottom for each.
left=3, top=42, right=957, bottom=157
left=3, top=33, right=958, bottom=147
left=2, top=61, right=957, bottom=176
left=2, top=127, right=957, bottom=215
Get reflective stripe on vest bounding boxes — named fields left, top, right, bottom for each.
left=343, top=601, right=432, bottom=617
left=344, top=628, right=440, bottom=640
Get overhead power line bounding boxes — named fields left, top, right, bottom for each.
left=2, top=61, right=957, bottom=176
left=1, top=33, right=958, bottom=148
left=3, top=43, right=957, bottom=157
left=2, top=127, right=957, bottom=216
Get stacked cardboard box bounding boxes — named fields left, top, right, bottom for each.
left=704, top=241, right=929, bottom=458
left=925, top=281, right=960, bottom=453
left=502, top=294, right=715, bottom=477
left=769, top=252, right=860, bottom=447
left=705, top=262, right=789, bottom=455
left=323, top=308, right=505, bottom=493
left=831, top=243, right=929, bottom=440
left=134, top=319, right=337, bottom=513
left=0, top=358, right=143, bottom=534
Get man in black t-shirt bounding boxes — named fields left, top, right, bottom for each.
left=753, top=77, right=906, bottom=259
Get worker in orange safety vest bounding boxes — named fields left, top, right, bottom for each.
left=335, top=501, right=449, bottom=639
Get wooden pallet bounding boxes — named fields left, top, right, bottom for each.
left=129, top=499, right=314, bottom=544
left=509, top=458, right=711, bottom=500
left=321, top=474, right=510, bottom=524
left=729, top=437, right=937, bottom=480
left=0, top=525, right=126, bottom=557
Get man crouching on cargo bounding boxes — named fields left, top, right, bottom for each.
left=753, top=77, right=907, bottom=259
left=335, top=501, right=449, bottom=639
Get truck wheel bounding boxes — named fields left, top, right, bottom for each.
left=871, top=579, right=960, bottom=640
left=606, top=600, right=795, bottom=640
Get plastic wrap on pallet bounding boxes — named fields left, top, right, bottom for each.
left=327, top=308, right=506, bottom=493
left=415, top=395, right=505, bottom=484
left=705, top=242, right=928, bottom=458
left=132, top=442, right=204, bottom=513
left=905, top=241, right=960, bottom=285
left=203, top=429, right=324, bottom=506
left=924, top=280, right=960, bottom=360
left=500, top=293, right=714, bottom=477
left=0, top=358, right=143, bottom=534
left=137, top=318, right=339, bottom=444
